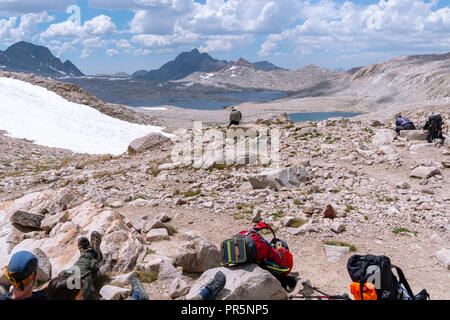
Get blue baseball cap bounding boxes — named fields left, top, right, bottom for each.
left=5, top=251, right=38, bottom=290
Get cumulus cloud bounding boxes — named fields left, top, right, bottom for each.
left=40, top=15, right=117, bottom=39
left=106, top=48, right=119, bottom=56
left=0, top=12, right=53, bottom=42
left=259, top=0, right=450, bottom=57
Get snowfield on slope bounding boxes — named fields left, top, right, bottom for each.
left=0, top=77, right=170, bottom=155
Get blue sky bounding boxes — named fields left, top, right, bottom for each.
left=1, top=0, right=449, bottom=75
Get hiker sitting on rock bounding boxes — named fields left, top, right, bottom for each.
left=46, top=231, right=149, bottom=300
left=228, top=106, right=243, bottom=130
left=0, top=251, right=48, bottom=300
left=221, top=223, right=295, bottom=288
left=395, top=114, right=416, bottom=134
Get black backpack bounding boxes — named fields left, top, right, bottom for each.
left=347, top=254, right=430, bottom=300
left=424, top=114, right=443, bottom=132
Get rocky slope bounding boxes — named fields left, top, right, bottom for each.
left=0, top=108, right=448, bottom=299
left=180, top=58, right=344, bottom=91
left=0, top=41, right=84, bottom=77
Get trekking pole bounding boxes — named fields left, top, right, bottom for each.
left=288, top=294, right=350, bottom=300
left=288, top=281, right=351, bottom=300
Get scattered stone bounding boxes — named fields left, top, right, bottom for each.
left=10, top=211, right=45, bottom=229
left=435, top=249, right=450, bottom=270
left=100, top=285, right=131, bottom=300
left=169, top=278, right=190, bottom=299
left=323, top=205, right=337, bottom=219
left=410, top=166, right=441, bottom=179
left=331, top=222, right=346, bottom=234
left=324, top=245, right=350, bottom=262
left=175, top=237, right=221, bottom=273
left=128, top=132, right=172, bottom=155
left=146, top=228, right=170, bottom=242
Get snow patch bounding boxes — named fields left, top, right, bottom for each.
left=0, top=77, right=169, bottom=155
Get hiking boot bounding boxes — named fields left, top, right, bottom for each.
left=78, top=237, right=90, bottom=255
left=203, top=271, right=226, bottom=300
left=90, top=231, right=103, bottom=263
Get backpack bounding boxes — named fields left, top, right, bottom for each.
left=220, top=222, right=291, bottom=273
left=424, top=114, right=443, bottom=133
left=347, top=254, right=429, bottom=301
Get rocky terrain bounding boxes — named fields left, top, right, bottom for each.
left=1, top=106, right=449, bottom=299
left=180, top=58, right=344, bottom=92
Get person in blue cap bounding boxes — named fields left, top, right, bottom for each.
left=0, top=251, right=47, bottom=300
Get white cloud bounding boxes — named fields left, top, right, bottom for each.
left=259, top=0, right=450, bottom=57
left=0, top=12, right=53, bottom=42
left=40, top=15, right=117, bottom=39
left=199, top=35, right=255, bottom=52
left=106, top=48, right=119, bottom=56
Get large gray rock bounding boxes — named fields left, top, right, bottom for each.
left=175, top=236, right=221, bottom=273
left=10, top=211, right=45, bottom=229
left=100, top=285, right=131, bottom=300
left=410, top=166, right=441, bottom=179
left=146, top=228, right=170, bottom=242
left=40, top=211, right=70, bottom=232
left=400, top=130, right=427, bottom=141
left=31, top=248, right=52, bottom=283
left=436, top=249, right=450, bottom=270
left=324, top=245, right=350, bottom=262
left=128, top=132, right=172, bottom=155
left=143, top=219, right=174, bottom=235
left=169, top=278, right=190, bottom=299
left=186, top=265, right=287, bottom=300
left=249, top=166, right=308, bottom=191
left=372, top=129, right=395, bottom=145
left=100, top=230, right=145, bottom=274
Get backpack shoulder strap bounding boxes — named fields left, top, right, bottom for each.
left=392, top=265, right=415, bottom=300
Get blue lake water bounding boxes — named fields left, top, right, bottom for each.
left=289, top=112, right=361, bottom=122
left=126, top=91, right=286, bottom=110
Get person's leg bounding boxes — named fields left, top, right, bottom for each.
left=189, top=271, right=226, bottom=300
left=129, top=276, right=149, bottom=300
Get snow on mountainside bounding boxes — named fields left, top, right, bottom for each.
left=0, top=77, right=169, bottom=155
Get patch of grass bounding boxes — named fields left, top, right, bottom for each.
left=183, top=189, right=201, bottom=198
left=393, top=227, right=418, bottom=236
left=293, top=199, right=303, bottom=206
left=345, top=204, right=357, bottom=213
left=324, top=241, right=357, bottom=252
left=233, top=212, right=245, bottom=220
left=290, top=218, right=307, bottom=228
left=364, top=215, right=369, bottom=221
left=146, top=248, right=156, bottom=255
left=136, top=271, right=159, bottom=284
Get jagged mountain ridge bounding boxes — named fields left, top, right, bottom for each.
left=0, top=41, right=84, bottom=77
left=180, top=58, right=344, bottom=91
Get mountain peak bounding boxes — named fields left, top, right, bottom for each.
left=0, top=41, right=84, bottom=77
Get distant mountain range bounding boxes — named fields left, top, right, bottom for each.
left=0, top=41, right=84, bottom=76
left=131, top=49, right=287, bottom=81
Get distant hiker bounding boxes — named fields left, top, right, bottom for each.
left=228, top=106, right=243, bottom=130
left=0, top=251, right=48, bottom=300
left=423, top=114, right=445, bottom=144
left=220, top=223, right=294, bottom=287
left=189, top=271, right=226, bottom=300
left=395, top=114, right=416, bottom=134
left=47, top=231, right=103, bottom=300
